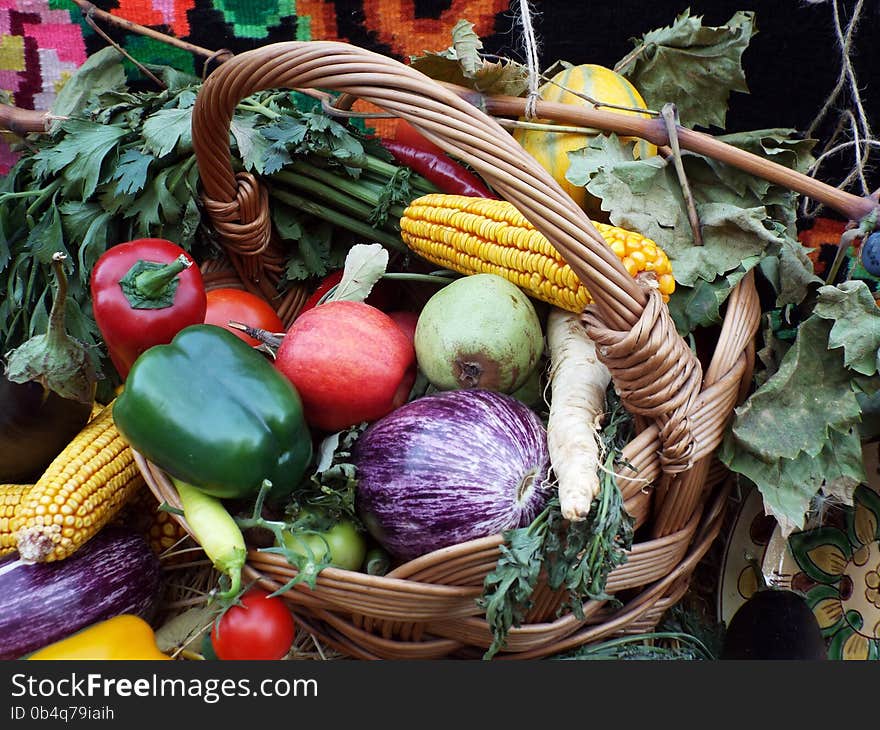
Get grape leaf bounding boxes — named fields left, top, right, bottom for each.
left=814, top=281, right=880, bottom=376
left=775, top=230, right=821, bottom=306
left=615, top=9, right=756, bottom=129
left=569, top=134, right=804, bottom=289
left=720, top=314, right=871, bottom=533
left=408, top=19, right=529, bottom=96
left=721, top=427, right=863, bottom=537
left=451, top=18, right=482, bottom=76
left=567, top=136, right=691, bottom=253
left=667, top=258, right=758, bottom=334
left=706, top=130, right=817, bottom=198
left=726, top=316, right=863, bottom=462
left=674, top=203, right=781, bottom=284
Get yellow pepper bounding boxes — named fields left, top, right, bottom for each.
left=27, top=615, right=171, bottom=660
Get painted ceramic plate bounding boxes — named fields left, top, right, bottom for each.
left=718, top=441, right=880, bottom=660
left=716, top=484, right=778, bottom=626
left=760, top=444, right=880, bottom=661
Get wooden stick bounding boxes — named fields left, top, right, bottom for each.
left=69, top=0, right=232, bottom=65
left=661, top=103, right=703, bottom=246
left=0, top=105, right=51, bottom=135
left=81, top=8, right=166, bottom=89
left=468, top=87, right=879, bottom=223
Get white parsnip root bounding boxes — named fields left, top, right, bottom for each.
left=546, top=307, right=612, bottom=522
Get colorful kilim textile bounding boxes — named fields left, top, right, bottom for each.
left=0, top=0, right=515, bottom=171
left=1, top=1, right=878, bottom=179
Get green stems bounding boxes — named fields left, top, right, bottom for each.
left=361, top=155, right=439, bottom=195
left=268, top=186, right=406, bottom=252
left=271, top=166, right=406, bottom=222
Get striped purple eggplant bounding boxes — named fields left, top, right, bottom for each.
left=353, top=389, right=553, bottom=562
left=0, top=525, right=163, bottom=659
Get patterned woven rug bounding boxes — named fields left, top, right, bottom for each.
left=1, top=1, right=878, bottom=181
left=0, top=0, right=519, bottom=171
left=0, top=0, right=514, bottom=109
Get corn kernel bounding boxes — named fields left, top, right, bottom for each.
left=658, top=273, right=676, bottom=296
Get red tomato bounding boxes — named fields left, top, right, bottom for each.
left=204, top=288, right=284, bottom=346
left=210, top=588, right=296, bottom=660
left=393, top=119, right=446, bottom=157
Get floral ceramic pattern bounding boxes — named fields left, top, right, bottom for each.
left=788, top=484, right=880, bottom=660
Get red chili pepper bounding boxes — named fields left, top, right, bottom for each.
left=380, top=138, right=496, bottom=198
left=393, top=119, right=447, bottom=157
left=90, top=238, right=207, bottom=380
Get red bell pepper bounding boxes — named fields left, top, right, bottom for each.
left=90, top=238, right=207, bottom=380
left=380, top=138, right=496, bottom=199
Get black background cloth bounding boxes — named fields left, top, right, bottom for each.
left=479, top=0, right=879, bottom=138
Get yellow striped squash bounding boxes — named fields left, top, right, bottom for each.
left=512, top=64, right=656, bottom=214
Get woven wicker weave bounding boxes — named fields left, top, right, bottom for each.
left=138, top=40, right=762, bottom=659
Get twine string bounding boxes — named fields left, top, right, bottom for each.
left=802, top=0, right=876, bottom=217
left=515, top=0, right=543, bottom=119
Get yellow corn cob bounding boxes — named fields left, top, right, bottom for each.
left=14, top=400, right=145, bottom=563
left=399, top=193, right=676, bottom=312
left=147, top=507, right=190, bottom=558
left=1, top=483, right=31, bottom=557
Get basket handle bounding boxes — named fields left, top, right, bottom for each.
left=191, top=40, right=703, bottom=473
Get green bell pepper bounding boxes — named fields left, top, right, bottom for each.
left=113, top=324, right=313, bottom=501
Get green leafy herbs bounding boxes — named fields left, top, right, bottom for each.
left=2, top=55, right=425, bottom=379
left=720, top=284, right=880, bottom=535
left=615, top=9, right=756, bottom=129
left=1, top=63, right=204, bottom=375
left=408, top=19, right=530, bottom=97
left=48, top=47, right=128, bottom=134
left=813, top=280, right=880, bottom=376
left=479, top=392, right=635, bottom=660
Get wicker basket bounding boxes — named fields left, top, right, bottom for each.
left=137, top=40, right=762, bottom=660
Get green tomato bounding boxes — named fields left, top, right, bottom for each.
left=281, top=519, right=367, bottom=572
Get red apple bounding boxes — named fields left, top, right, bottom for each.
left=274, top=300, right=416, bottom=432
left=387, top=310, right=419, bottom=343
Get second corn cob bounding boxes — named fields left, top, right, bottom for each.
left=1, top=483, right=31, bottom=557
left=399, top=193, right=675, bottom=312
left=14, top=400, right=145, bottom=563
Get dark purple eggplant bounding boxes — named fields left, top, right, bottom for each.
left=0, top=375, right=93, bottom=482
left=353, top=389, right=553, bottom=561
left=1, top=252, right=96, bottom=482
left=0, top=525, right=163, bottom=660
